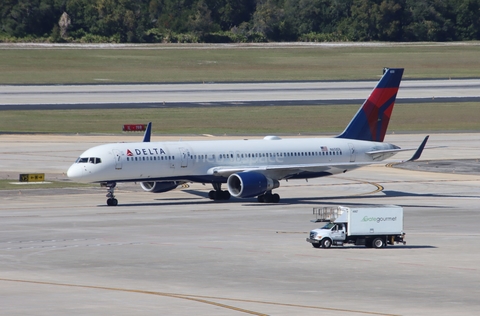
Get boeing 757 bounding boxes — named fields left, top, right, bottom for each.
left=67, top=68, right=428, bottom=206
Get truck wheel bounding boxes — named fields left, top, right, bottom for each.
left=321, top=238, right=332, bottom=248
left=372, top=237, right=384, bottom=248
left=312, top=243, right=320, bottom=248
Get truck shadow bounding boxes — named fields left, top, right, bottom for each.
left=313, top=245, right=437, bottom=250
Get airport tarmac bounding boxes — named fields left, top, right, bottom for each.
left=1, top=79, right=480, bottom=110
left=0, top=133, right=479, bottom=316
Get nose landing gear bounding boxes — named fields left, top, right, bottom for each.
left=102, top=182, right=118, bottom=206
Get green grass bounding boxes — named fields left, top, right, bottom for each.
left=1, top=102, right=479, bottom=135
left=0, top=179, right=95, bottom=190
left=0, top=44, right=479, bottom=84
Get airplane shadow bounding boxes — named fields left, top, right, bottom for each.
left=382, top=190, right=480, bottom=199
left=99, top=189, right=476, bottom=208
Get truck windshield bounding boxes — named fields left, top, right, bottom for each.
left=321, top=223, right=335, bottom=229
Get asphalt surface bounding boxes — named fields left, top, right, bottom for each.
left=396, top=159, right=480, bottom=175
left=0, top=133, right=479, bottom=316
left=1, top=79, right=480, bottom=110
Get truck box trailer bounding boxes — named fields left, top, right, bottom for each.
left=306, top=205, right=405, bottom=248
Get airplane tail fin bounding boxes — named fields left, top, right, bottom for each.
left=337, top=68, right=404, bottom=142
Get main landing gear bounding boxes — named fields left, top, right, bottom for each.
left=257, top=191, right=280, bottom=203
left=103, top=182, right=118, bottom=206
left=208, top=183, right=231, bottom=201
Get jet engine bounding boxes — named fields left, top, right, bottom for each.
left=227, top=172, right=279, bottom=198
left=140, top=181, right=179, bottom=193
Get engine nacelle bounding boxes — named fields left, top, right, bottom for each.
left=227, top=172, right=279, bottom=198
left=140, top=181, right=179, bottom=193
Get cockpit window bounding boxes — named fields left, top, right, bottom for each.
left=76, top=157, right=101, bottom=164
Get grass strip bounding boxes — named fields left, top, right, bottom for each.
left=1, top=45, right=479, bottom=84
left=0, top=179, right=95, bottom=190
left=1, top=103, right=478, bottom=135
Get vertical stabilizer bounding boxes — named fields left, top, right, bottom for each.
left=337, top=68, right=404, bottom=142
left=143, top=122, right=152, bottom=142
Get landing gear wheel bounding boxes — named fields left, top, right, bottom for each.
left=208, top=188, right=231, bottom=201
left=321, top=238, right=332, bottom=248
left=372, top=237, right=385, bottom=248
left=257, top=192, right=280, bottom=203
left=208, top=190, right=215, bottom=199
left=221, top=190, right=231, bottom=200
left=104, top=182, right=118, bottom=206
left=107, top=198, right=118, bottom=206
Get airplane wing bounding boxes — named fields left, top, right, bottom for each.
left=208, top=161, right=372, bottom=179
left=208, top=136, right=434, bottom=179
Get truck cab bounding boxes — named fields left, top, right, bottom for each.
left=308, top=222, right=347, bottom=248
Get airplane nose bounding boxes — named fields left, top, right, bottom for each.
left=67, top=164, right=83, bottom=180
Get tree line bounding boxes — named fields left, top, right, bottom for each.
left=1, top=0, right=479, bottom=43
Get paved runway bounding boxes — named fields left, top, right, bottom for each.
left=0, top=133, right=479, bottom=315
left=1, top=79, right=480, bottom=110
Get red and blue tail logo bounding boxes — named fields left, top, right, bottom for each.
left=337, top=68, right=404, bottom=142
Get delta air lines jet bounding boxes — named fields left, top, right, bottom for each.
left=67, top=68, right=428, bottom=206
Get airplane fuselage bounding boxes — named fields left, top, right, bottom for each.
left=67, top=136, right=398, bottom=184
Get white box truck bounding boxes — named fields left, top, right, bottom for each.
left=306, top=205, right=405, bottom=248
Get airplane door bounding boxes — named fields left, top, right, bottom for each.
left=113, top=149, right=123, bottom=170
left=179, top=147, right=189, bottom=168
left=348, top=143, right=356, bottom=162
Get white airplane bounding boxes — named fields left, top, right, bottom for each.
left=67, top=68, right=429, bottom=206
